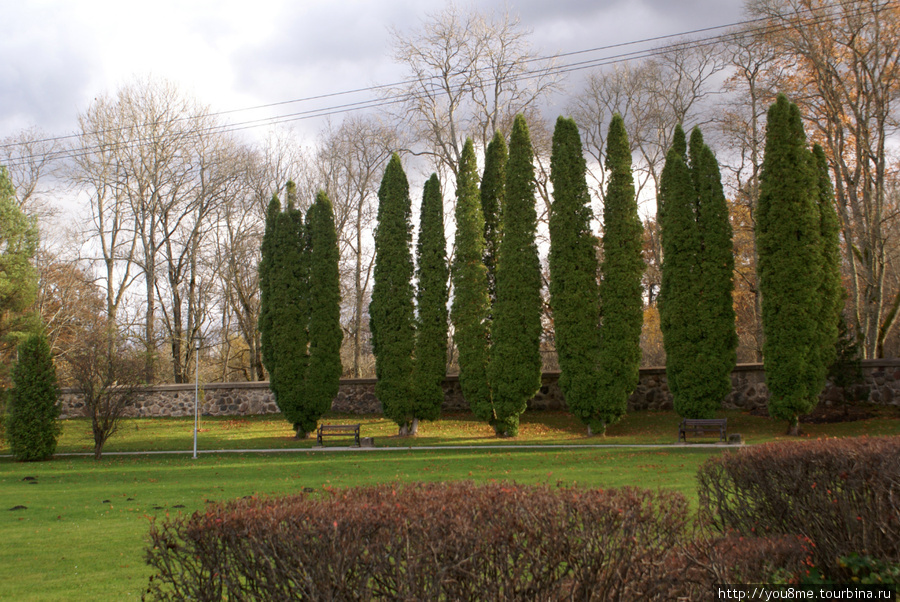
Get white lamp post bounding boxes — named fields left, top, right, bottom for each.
left=193, top=337, right=200, bottom=460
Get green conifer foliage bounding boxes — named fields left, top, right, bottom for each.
left=258, top=183, right=311, bottom=436
left=451, top=139, right=493, bottom=424
left=596, top=115, right=644, bottom=434
left=413, top=174, right=449, bottom=424
left=548, top=116, right=602, bottom=433
left=658, top=127, right=703, bottom=417
left=757, top=95, right=829, bottom=434
left=7, top=333, right=61, bottom=461
left=303, top=191, right=344, bottom=434
left=658, top=127, right=737, bottom=419
left=258, top=194, right=280, bottom=387
left=490, top=114, right=543, bottom=437
left=480, top=131, right=507, bottom=311
left=277, top=190, right=312, bottom=435
left=691, top=129, right=738, bottom=415
left=370, top=154, right=416, bottom=434
left=0, top=165, right=40, bottom=353
left=813, top=144, right=844, bottom=367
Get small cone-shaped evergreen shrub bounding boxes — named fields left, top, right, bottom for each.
left=7, top=333, right=61, bottom=461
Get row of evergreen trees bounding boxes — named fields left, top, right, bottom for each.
left=370, top=114, right=646, bottom=438
left=372, top=116, right=546, bottom=437
left=260, top=95, right=843, bottom=438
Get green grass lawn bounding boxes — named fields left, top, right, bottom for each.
left=10, top=405, right=899, bottom=455
left=1, top=407, right=898, bottom=600
left=2, top=447, right=720, bottom=601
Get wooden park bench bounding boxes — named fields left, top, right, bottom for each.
left=317, top=423, right=361, bottom=447
left=678, top=418, right=727, bottom=443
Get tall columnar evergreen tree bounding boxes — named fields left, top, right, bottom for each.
left=658, top=126, right=704, bottom=418
left=813, top=144, right=844, bottom=366
left=490, top=114, right=543, bottom=437
left=258, top=183, right=311, bottom=437
left=370, top=154, right=417, bottom=435
left=303, top=191, right=344, bottom=435
left=690, top=128, right=738, bottom=416
left=451, top=139, right=493, bottom=424
left=412, top=174, right=449, bottom=429
left=7, top=333, right=61, bottom=461
left=596, top=114, right=644, bottom=434
left=480, top=131, right=507, bottom=312
left=658, top=126, right=738, bottom=419
left=548, top=116, right=602, bottom=434
left=258, top=194, right=280, bottom=384
left=757, top=94, right=835, bottom=435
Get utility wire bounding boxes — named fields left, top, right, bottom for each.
left=1, top=0, right=893, bottom=168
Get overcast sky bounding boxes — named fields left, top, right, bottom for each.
left=1, top=0, right=748, bottom=145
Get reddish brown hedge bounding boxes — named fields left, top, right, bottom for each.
left=145, top=482, right=696, bottom=601
left=697, top=436, right=900, bottom=577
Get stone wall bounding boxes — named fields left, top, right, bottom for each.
left=58, top=360, right=900, bottom=419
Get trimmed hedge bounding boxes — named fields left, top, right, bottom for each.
left=145, top=481, right=810, bottom=601
left=698, top=436, right=900, bottom=578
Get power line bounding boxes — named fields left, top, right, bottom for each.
left=1, top=0, right=893, bottom=168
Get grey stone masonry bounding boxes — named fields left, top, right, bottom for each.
left=58, top=360, right=900, bottom=419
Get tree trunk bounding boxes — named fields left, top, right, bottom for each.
left=786, top=416, right=800, bottom=437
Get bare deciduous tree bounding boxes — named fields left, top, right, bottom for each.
left=0, top=126, right=64, bottom=219
left=389, top=4, right=561, bottom=181
left=65, top=321, right=143, bottom=460
left=316, top=116, right=397, bottom=377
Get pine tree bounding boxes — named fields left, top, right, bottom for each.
left=370, top=154, right=416, bottom=435
left=412, top=174, right=449, bottom=428
left=490, top=114, right=543, bottom=437
left=658, top=126, right=737, bottom=419
left=7, top=333, right=61, bottom=461
left=757, top=94, right=829, bottom=435
left=303, top=191, right=344, bottom=435
left=548, top=116, right=602, bottom=433
left=480, top=131, right=507, bottom=311
left=596, top=115, right=644, bottom=434
left=451, top=139, right=493, bottom=424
